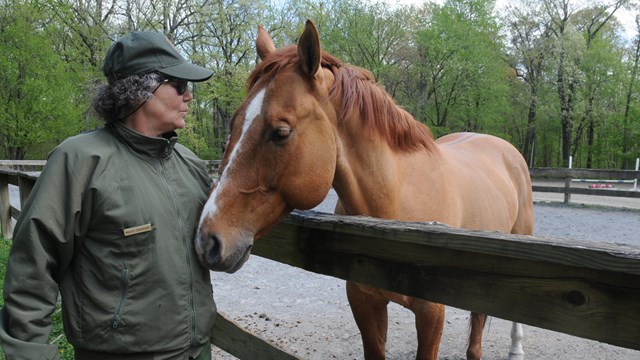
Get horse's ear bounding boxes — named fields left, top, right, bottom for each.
left=256, top=24, right=276, bottom=60
left=297, top=20, right=321, bottom=78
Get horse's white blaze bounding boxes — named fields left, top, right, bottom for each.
left=199, top=88, right=266, bottom=224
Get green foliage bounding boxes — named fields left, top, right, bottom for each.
left=178, top=115, right=210, bottom=157
left=403, top=0, right=511, bottom=140
left=0, top=0, right=86, bottom=159
left=0, top=0, right=638, bottom=168
left=0, top=239, right=9, bottom=304
left=0, top=238, right=7, bottom=360
left=200, top=66, right=251, bottom=158
left=316, top=0, right=410, bottom=79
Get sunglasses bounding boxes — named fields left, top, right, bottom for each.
left=154, top=76, right=189, bottom=95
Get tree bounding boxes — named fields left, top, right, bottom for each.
left=575, top=2, right=629, bottom=167
left=543, top=0, right=629, bottom=167
left=621, top=14, right=640, bottom=168
left=189, top=0, right=264, bottom=158
left=0, top=0, right=84, bottom=159
left=1, top=0, right=638, bottom=168
left=319, top=0, right=410, bottom=83
left=44, top=0, right=114, bottom=69
left=505, top=0, right=554, bottom=166
left=407, top=0, right=509, bottom=137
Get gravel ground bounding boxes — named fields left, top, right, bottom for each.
left=210, top=189, right=640, bottom=359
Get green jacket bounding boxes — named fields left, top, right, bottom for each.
left=0, top=123, right=216, bottom=359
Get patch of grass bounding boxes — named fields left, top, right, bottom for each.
left=0, top=237, right=11, bottom=360
left=0, top=238, right=74, bottom=359
left=50, top=304, right=74, bottom=359
left=0, top=239, right=9, bottom=302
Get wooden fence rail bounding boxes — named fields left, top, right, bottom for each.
left=530, top=167, right=640, bottom=203
left=1, top=161, right=639, bottom=358
left=255, top=211, right=640, bottom=351
left=0, top=168, right=41, bottom=239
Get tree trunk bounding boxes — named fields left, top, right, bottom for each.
left=522, top=88, right=538, bottom=166
left=557, top=51, right=572, bottom=167
left=584, top=90, right=597, bottom=168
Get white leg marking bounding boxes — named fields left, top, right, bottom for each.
left=508, top=322, right=525, bottom=360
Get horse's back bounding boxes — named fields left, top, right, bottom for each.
left=437, top=132, right=529, bottom=180
left=432, top=132, right=534, bottom=235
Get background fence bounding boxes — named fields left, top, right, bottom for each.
left=1, top=160, right=639, bottom=358
left=530, top=167, right=640, bottom=204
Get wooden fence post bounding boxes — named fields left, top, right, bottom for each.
left=563, top=175, right=572, bottom=204
left=564, top=157, right=573, bottom=204
left=211, top=312, right=301, bottom=359
left=0, top=173, right=10, bottom=239
left=17, top=174, right=36, bottom=209
left=634, top=158, right=639, bottom=191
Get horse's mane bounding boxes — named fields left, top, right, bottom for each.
left=247, top=46, right=436, bottom=153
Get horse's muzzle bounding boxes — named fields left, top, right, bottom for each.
left=195, top=230, right=253, bottom=273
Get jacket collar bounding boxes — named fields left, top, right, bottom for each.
left=108, top=122, right=178, bottom=159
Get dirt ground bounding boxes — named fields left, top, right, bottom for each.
left=210, top=190, right=640, bottom=359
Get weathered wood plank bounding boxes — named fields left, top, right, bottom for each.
left=0, top=160, right=46, bottom=173
left=0, top=160, right=47, bottom=167
left=530, top=167, right=639, bottom=180
left=211, top=311, right=300, bottom=360
left=285, top=211, right=640, bottom=274
left=0, top=174, right=10, bottom=239
left=17, top=175, right=36, bottom=208
left=17, top=171, right=40, bottom=181
left=0, top=169, right=19, bottom=186
left=253, top=211, right=640, bottom=350
left=9, top=206, right=20, bottom=221
left=532, top=185, right=640, bottom=198
left=0, top=169, right=38, bottom=186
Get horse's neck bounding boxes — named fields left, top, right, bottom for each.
left=333, top=154, right=381, bottom=216
left=332, top=130, right=437, bottom=217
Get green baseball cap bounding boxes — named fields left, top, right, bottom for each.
left=103, top=31, right=213, bottom=83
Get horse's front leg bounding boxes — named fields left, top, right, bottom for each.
left=346, top=281, right=389, bottom=360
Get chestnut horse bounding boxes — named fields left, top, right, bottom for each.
left=197, top=20, right=533, bottom=360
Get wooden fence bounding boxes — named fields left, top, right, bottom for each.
left=1, top=160, right=639, bottom=358
left=530, top=167, right=640, bottom=204
left=0, top=161, right=44, bottom=238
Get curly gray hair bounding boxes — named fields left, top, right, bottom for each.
left=92, top=72, right=163, bottom=124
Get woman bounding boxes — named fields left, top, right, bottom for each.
left=0, top=31, right=216, bottom=360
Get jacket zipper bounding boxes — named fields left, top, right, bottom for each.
left=159, top=155, right=197, bottom=346
left=112, top=267, right=129, bottom=328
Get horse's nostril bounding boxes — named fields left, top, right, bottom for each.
left=206, top=234, right=221, bottom=264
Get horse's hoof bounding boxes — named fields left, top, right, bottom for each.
left=508, top=352, right=525, bottom=360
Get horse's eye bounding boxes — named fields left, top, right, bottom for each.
left=270, top=127, right=292, bottom=142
